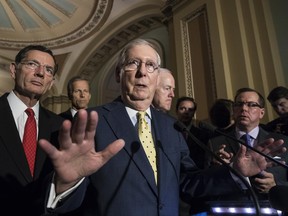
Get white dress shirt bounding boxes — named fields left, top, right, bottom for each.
left=7, top=91, right=39, bottom=140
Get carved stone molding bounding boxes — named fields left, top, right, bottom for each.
left=0, top=0, right=112, bottom=49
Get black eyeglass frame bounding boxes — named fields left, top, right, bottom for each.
left=233, top=101, right=263, bottom=108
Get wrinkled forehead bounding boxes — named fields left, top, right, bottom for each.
left=236, top=91, right=259, bottom=101
left=24, top=50, right=56, bottom=66
left=127, top=44, right=159, bottom=62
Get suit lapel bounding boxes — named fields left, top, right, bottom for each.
left=33, top=107, right=53, bottom=178
left=150, top=110, right=172, bottom=194
left=226, top=131, right=241, bottom=154
left=0, top=94, right=32, bottom=182
left=103, top=102, right=158, bottom=193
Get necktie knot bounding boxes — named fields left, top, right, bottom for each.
left=25, top=108, right=34, bottom=117
left=137, top=111, right=146, bottom=120
left=240, top=133, right=252, bottom=146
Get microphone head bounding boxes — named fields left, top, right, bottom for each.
left=199, top=121, right=217, bottom=133
left=268, top=185, right=288, bottom=212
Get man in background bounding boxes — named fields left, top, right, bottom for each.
left=176, top=96, right=209, bottom=169
left=207, top=87, right=288, bottom=203
left=59, top=75, right=91, bottom=121
left=265, top=86, right=288, bottom=136
left=152, top=67, right=175, bottom=113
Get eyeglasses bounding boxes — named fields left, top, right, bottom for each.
left=233, top=101, right=262, bottom=108
left=124, top=59, right=159, bottom=73
left=19, top=60, right=55, bottom=76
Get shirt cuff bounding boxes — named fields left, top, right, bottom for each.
left=47, top=176, right=85, bottom=209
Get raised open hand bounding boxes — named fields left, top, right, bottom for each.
left=233, top=138, right=285, bottom=177
left=39, top=109, right=125, bottom=193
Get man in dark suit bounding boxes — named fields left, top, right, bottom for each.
left=59, top=75, right=91, bottom=121
left=0, top=45, right=63, bottom=215
left=207, top=87, right=288, bottom=202
left=39, top=39, right=285, bottom=216
left=176, top=96, right=209, bottom=169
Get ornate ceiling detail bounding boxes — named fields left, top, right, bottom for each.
left=0, top=0, right=112, bottom=49
left=80, top=16, right=164, bottom=80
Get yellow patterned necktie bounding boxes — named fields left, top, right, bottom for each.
left=137, top=111, right=157, bottom=183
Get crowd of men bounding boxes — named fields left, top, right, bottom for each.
left=0, top=40, right=287, bottom=216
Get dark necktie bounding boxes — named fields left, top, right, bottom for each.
left=137, top=111, right=157, bottom=183
left=240, top=133, right=252, bottom=147
left=23, top=108, right=37, bottom=176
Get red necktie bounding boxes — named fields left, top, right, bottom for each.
left=23, top=108, right=37, bottom=176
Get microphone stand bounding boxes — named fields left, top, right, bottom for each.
left=175, top=121, right=261, bottom=216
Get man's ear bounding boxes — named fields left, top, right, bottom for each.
left=115, top=66, right=121, bottom=83
left=10, top=63, right=17, bottom=79
left=259, top=108, right=265, bottom=119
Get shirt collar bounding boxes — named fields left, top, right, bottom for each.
left=236, top=126, right=259, bottom=140
left=126, top=106, right=152, bottom=126
left=7, top=91, right=40, bottom=120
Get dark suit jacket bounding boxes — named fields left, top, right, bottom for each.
left=207, top=127, right=288, bottom=200
left=265, top=115, right=288, bottom=136
left=46, top=98, right=247, bottom=216
left=0, top=93, right=64, bottom=216
left=58, top=109, right=73, bottom=122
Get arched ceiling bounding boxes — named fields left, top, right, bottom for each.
left=0, top=0, right=112, bottom=49
left=0, top=0, right=169, bottom=102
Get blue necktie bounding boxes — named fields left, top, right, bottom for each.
left=245, top=133, right=252, bottom=147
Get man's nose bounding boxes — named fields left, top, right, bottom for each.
left=34, top=66, right=45, bottom=77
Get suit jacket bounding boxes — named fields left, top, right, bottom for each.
left=184, top=125, right=211, bottom=169
left=265, top=115, right=288, bottom=136
left=0, top=93, right=64, bottom=216
left=58, top=109, right=73, bottom=122
left=46, top=98, right=247, bottom=216
left=207, top=127, right=288, bottom=200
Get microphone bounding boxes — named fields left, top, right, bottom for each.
left=174, top=121, right=262, bottom=216
left=268, top=185, right=288, bottom=212
left=199, top=121, right=288, bottom=169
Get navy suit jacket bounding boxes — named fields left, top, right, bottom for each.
left=0, top=93, right=64, bottom=216
left=58, top=109, right=73, bottom=122
left=46, top=98, right=243, bottom=216
left=207, top=127, right=288, bottom=200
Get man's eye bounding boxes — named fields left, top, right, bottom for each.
left=146, top=62, right=154, bottom=66
left=46, top=67, right=54, bottom=74
left=27, top=62, right=38, bottom=67
left=127, top=60, right=139, bottom=65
